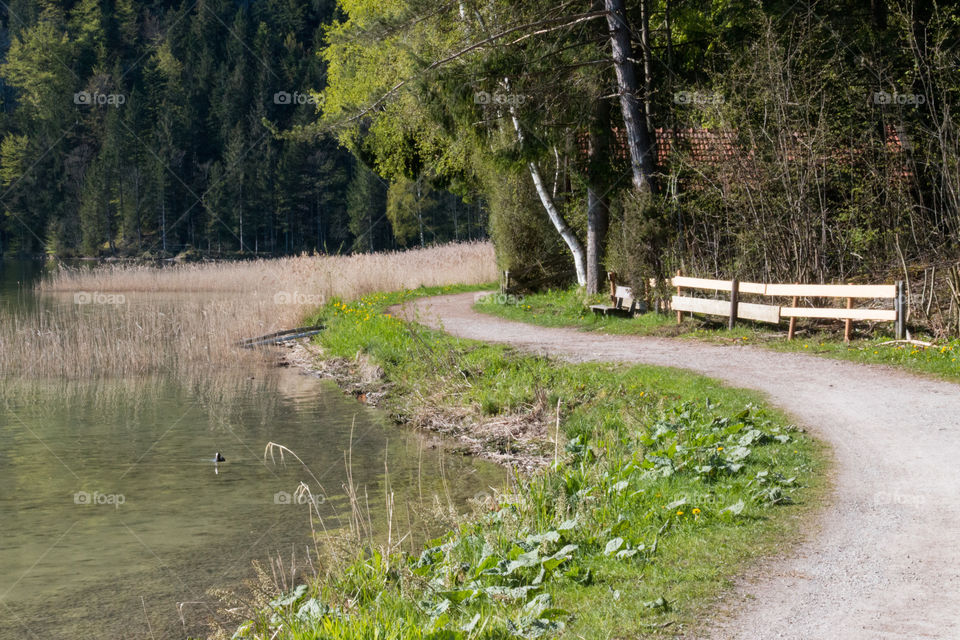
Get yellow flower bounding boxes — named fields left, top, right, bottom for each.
left=716, top=446, right=724, bottom=452
left=692, top=508, right=701, bottom=515
left=676, top=510, right=684, bottom=516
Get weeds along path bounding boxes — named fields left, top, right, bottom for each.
left=396, top=292, right=960, bottom=640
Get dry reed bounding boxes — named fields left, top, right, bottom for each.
left=39, top=241, right=496, bottom=297
left=1, top=242, right=496, bottom=378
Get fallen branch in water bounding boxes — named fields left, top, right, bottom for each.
left=239, top=325, right=324, bottom=347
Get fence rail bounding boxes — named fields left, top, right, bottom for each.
left=669, top=274, right=906, bottom=341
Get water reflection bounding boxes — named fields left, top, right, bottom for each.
left=0, top=327, right=506, bottom=639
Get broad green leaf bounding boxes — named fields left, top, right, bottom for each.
left=295, top=598, right=328, bottom=622
left=439, top=589, right=476, bottom=604
left=526, top=530, right=561, bottom=545
left=269, top=584, right=308, bottom=608
left=603, top=537, right=624, bottom=556
left=506, top=549, right=541, bottom=574
left=722, top=499, right=746, bottom=515
left=557, top=518, right=578, bottom=531
left=461, top=613, right=481, bottom=632
left=484, top=585, right=540, bottom=600
left=665, top=497, right=687, bottom=510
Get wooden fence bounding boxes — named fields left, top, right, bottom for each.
left=670, top=274, right=906, bottom=341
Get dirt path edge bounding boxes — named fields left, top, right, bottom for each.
left=398, top=292, right=960, bottom=640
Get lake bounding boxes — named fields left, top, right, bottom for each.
left=0, top=259, right=506, bottom=639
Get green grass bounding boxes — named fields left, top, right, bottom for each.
left=476, top=286, right=960, bottom=383
left=228, top=284, right=824, bottom=639
left=764, top=335, right=960, bottom=380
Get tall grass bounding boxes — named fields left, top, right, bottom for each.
left=0, top=242, right=496, bottom=378
left=40, top=242, right=496, bottom=296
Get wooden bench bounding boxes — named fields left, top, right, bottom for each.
left=588, top=273, right=646, bottom=316
left=590, top=284, right=645, bottom=316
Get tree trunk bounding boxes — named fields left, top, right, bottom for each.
left=529, top=160, right=587, bottom=286
left=586, top=188, right=609, bottom=293
left=604, top=0, right=656, bottom=194
left=586, top=96, right=611, bottom=294
left=508, top=104, right=587, bottom=286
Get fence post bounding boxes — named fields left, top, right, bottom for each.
left=501, top=270, right=510, bottom=294
left=787, top=295, right=798, bottom=340
left=675, top=269, right=684, bottom=324
left=844, top=297, right=854, bottom=342
left=895, top=280, right=905, bottom=340
left=728, top=278, right=739, bottom=330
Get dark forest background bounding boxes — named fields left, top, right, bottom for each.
left=0, top=0, right=487, bottom=258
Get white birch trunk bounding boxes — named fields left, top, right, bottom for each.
left=509, top=109, right=587, bottom=286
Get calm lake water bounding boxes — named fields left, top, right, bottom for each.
left=0, top=259, right=507, bottom=639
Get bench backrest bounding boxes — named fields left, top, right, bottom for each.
left=613, top=285, right=634, bottom=308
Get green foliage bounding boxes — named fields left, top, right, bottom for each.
left=226, top=289, right=821, bottom=638
left=0, top=0, right=485, bottom=256
left=484, top=169, right=568, bottom=274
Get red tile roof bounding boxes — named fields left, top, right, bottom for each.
left=580, top=126, right=908, bottom=175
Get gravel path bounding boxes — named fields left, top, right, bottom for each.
left=399, top=292, right=960, bottom=640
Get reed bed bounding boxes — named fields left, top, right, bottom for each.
left=1, top=242, right=496, bottom=378
left=39, top=241, right=496, bottom=297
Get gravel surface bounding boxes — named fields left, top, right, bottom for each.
left=398, top=292, right=960, bottom=640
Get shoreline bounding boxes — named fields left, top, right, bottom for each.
left=281, top=339, right=552, bottom=472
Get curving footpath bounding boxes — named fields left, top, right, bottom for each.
left=400, top=292, right=960, bottom=640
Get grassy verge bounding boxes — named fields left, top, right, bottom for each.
left=227, top=284, right=823, bottom=640
left=476, top=287, right=960, bottom=382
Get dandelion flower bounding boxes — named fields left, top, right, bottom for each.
left=692, top=508, right=701, bottom=515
